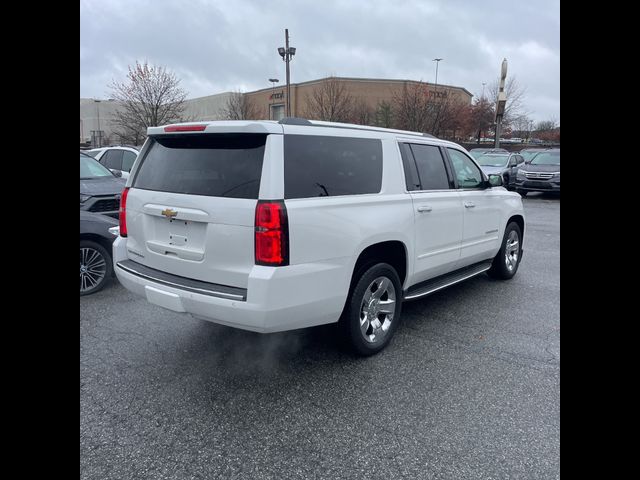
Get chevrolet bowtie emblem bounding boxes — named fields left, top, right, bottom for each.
left=161, top=208, right=178, bottom=219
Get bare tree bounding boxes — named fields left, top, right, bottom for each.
left=488, top=77, right=529, bottom=127
left=392, top=82, right=431, bottom=132
left=304, top=77, right=354, bottom=122
left=109, top=61, right=188, bottom=145
left=375, top=101, right=393, bottom=128
left=438, top=100, right=471, bottom=140
left=536, top=118, right=558, bottom=132
left=223, top=91, right=259, bottom=120
left=351, top=98, right=374, bottom=125
left=469, top=97, right=496, bottom=143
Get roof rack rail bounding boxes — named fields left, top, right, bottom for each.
left=278, top=117, right=313, bottom=125
left=278, top=117, right=437, bottom=138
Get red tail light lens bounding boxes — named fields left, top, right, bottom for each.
left=119, top=187, right=130, bottom=237
left=255, top=201, right=289, bottom=266
left=164, top=124, right=207, bottom=132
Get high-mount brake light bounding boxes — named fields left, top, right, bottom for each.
left=164, top=125, right=207, bottom=132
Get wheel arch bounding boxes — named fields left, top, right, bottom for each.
left=80, top=234, right=114, bottom=260
left=348, top=240, right=409, bottom=293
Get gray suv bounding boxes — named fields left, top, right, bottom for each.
left=474, top=152, right=525, bottom=190
left=515, top=149, right=560, bottom=196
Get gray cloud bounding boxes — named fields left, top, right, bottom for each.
left=80, top=0, right=559, bottom=123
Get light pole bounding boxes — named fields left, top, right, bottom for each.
left=494, top=58, right=508, bottom=148
left=268, top=78, right=279, bottom=119
left=94, top=99, right=102, bottom=147
left=278, top=29, right=296, bottom=117
left=481, top=82, right=486, bottom=99
left=433, top=58, right=443, bottom=86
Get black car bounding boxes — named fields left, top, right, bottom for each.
left=80, top=152, right=126, bottom=217
left=80, top=211, right=119, bottom=295
left=515, top=149, right=560, bottom=196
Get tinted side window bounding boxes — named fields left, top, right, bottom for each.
left=399, top=143, right=421, bottom=191
left=122, top=151, right=137, bottom=172
left=447, top=148, right=484, bottom=189
left=103, top=150, right=123, bottom=170
left=517, top=155, right=525, bottom=164
left=284, top=135, right=383, bottom=199
left=409, top=144, right=450, bottom=190
left=133, top=134, right=266, bottom=198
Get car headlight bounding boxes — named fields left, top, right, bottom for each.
left=517, top=170, right=527, bottom=179
left=80, top=194, right=91, bottom=203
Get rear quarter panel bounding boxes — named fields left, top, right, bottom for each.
left=283, top=136, right=415, bottom=295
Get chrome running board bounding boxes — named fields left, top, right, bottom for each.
left=404, top=260, right=493, bottom=301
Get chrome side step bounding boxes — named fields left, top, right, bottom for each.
left=403, top=260, right=493, bottom=301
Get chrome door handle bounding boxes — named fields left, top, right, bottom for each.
left=417, top=206, right=432, bottom=213
left=464, top=202, right=476, bottom=208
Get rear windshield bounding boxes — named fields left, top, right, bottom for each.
left=284, top=135, right=383, bottom=199
left=133, top=134, right=266, bottom=198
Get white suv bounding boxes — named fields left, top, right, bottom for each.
left=113, top=119, right=525, bottom=355
left=87, top=146, right=139, bottom=179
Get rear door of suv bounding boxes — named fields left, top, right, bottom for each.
left=399, top=142, right=464, bottom=283
left=124, top=124, right=281, bottom=289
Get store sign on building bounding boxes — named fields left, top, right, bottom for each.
left=270, top=91, right=285, bottom=100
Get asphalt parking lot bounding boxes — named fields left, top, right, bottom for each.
left=80, top=193, right=560, bottom=480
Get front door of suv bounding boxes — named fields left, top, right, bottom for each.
left=446, top=148, right=501, bottom=267
left=399, top=143, right=463, bottom=285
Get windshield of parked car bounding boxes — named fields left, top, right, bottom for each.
left=80, top=154, right=114, bottom=179
left=520, top=150, right=542, bottom=162
left=476, top=154, right=509, bottom=167
left=469, top=150, right=484, bottom=159
left=531, top=151, right=560, bottom=165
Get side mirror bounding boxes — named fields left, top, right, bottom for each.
left=524, top=159, right=532, bottom=164
left=111, top=169, right=123, bottom=178
left=488, top=174, right=503, bottom=187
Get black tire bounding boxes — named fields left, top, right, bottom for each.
left=487, top=222, right=522, bottom=280
left=339, top=262, right=403, bottom=356
left=80, top=240, right=113, bottom=296
left=517, top=189, right=528, bottom=197
left=503, top=174, right=510, bottom=189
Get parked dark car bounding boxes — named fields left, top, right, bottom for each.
left=80, top=152, right=126, bottom=217
left=468, top=147, right=509, bottom=160
left=515, top=149, right=560, bottom=196
left=80, top=211, right=119, bottom=295
left=475, top=152, right=525, bottom=190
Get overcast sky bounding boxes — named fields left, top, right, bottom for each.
left=80, top=0, right=559, bottom=123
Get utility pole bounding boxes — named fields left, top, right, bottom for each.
left=433, top=58, right=443, bottom=86
left=278, top=29, right=296, bottom=117
left=94, top=99, right=102, bottom=147
left=285, top=29, right=291, bottom=117
left=494, top=58, right=508, bottom=149
left=268, top=78, right=279, bottom=119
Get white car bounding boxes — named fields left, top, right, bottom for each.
left=86, top=146, right=139, bottom=179
left=113, top=119, right=525, bottom=355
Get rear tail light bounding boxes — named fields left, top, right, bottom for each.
left=255, top=200, right=289, bottom=266
left=119, top=187, right=130, bottom=237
